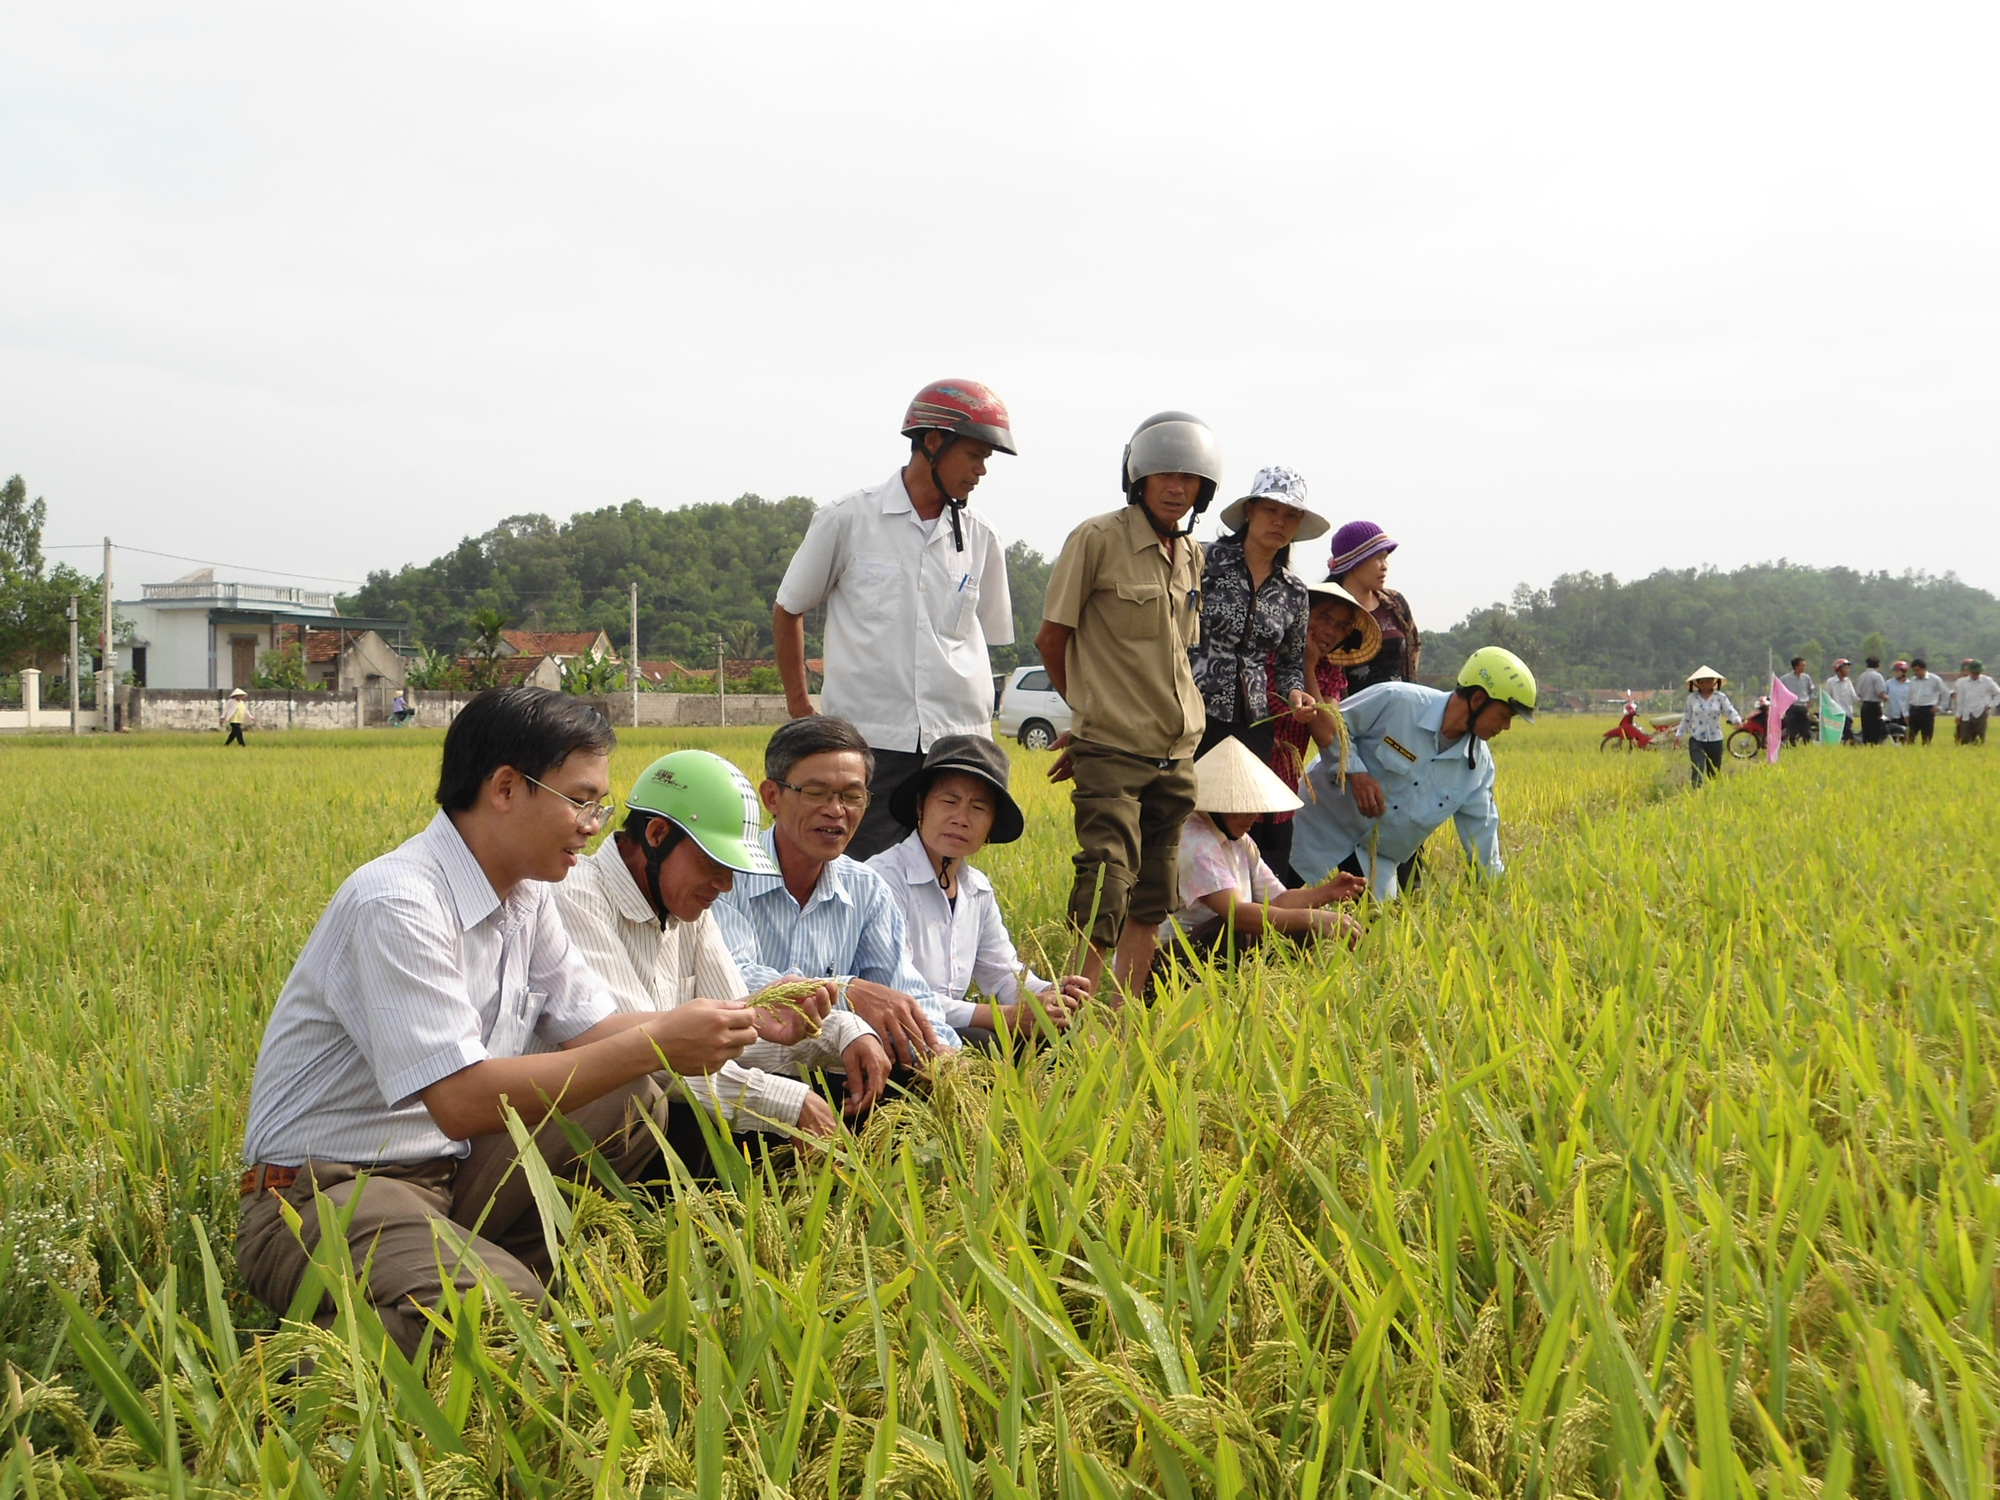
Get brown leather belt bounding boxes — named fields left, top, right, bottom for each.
left=241, top=1164, right=300, bottom=1198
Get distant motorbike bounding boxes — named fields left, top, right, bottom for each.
left=1599, top=702, right=1677, bottom=751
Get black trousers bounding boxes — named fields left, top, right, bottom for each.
left=1860, top=702, right=1886, bottom=744
left=1909, top=706, right=1936, bottom=744
left=1689, top=738, right=1723, bottom=786
left=224, top=722, right=246, bottom=746
left=1781, top=705, right=1812, bottom=745
left=847, top=747, right=928, bottom=862
left=1958, top=713, right=1989, bottom=746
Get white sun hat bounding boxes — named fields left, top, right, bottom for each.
left=1193, top=735, right=1304, bottom=815
left=1216, top=465, right=1330, bottom=542
left=1685, top=665, right=1727, bottom=687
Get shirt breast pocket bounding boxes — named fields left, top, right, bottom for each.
left=848, top=556, right=903, bottom=624
left=1107, top=581, right=1165, bottom=638
left=488, top=988, right=547, bottom=1058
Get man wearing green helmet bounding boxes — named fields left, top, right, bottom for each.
left=1290, top=646, right=1534, bottom=901
left=555, top=750, right=893, bottom=1141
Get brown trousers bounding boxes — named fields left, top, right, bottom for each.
left=235, top=1080, right=667, bottom=1360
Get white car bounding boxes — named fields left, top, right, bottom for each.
left=996, top=665, right=1071, bottom=750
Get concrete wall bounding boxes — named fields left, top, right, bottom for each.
left=127, top=688, right=367, bottom=732
left=97, top=687, right=817, bottom=733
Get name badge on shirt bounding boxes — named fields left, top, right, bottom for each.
left=1382, top=735, right=1419, bottom=763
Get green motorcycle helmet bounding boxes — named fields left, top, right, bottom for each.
left=625, top=750, right=778, bottom=877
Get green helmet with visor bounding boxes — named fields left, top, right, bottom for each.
left=625, top=751, right=778, bottom=877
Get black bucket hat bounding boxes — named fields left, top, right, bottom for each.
left=888, top=734, right=1025, bottom=844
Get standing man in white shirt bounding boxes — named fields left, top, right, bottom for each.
left=554, top=749, right=890, bottom=1155
left=1854, top=656, right=1890, bottom=745
left=773, top=380, right=1019, bottom=861
left=1904, top=658, right=1948, bottom=744
left=235, top=687, right=764, bottom=1359
left=1824, top=659, right=1860, bottom=745
left=1955, top=659, right=1998, bottom=745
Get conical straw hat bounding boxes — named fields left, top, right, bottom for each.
left=1685, top=665, right=1726, bottom=687
left=1193, top=735, right=1304, bottom=815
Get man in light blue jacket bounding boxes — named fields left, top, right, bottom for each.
left=1290, top=647, right=1536, bottom=900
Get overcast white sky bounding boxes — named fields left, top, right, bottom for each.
left=4, top=2, right=1995, bottom=628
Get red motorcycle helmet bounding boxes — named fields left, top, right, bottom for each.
left=901, top=380, right=1018, bottom=455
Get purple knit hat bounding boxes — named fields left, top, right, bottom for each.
left=1326, top=520, right=1397, bottom=580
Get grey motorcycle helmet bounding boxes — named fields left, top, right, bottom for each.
left=1121, top=411, right=1223, bottom=535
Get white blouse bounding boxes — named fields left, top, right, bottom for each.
left=866, top=831, right=1051, bottom=1028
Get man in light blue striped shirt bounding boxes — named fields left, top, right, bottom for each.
left=712, top=717, right=961, bottom=1068
left=235, top=688, right=770, bottom=1359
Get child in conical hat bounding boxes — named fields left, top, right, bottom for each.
left=1166, top=737, right=1368, bottom=967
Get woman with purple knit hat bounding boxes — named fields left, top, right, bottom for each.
left=1325, top=520, right=1422, bottom=694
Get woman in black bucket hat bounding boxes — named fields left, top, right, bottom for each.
left=867, top=735, right=1089, bottom=1048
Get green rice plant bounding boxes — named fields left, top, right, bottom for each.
left=0, top=720, right=1994, bottom=1496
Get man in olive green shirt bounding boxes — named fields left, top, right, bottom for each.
left=1035, top=412, right=1219, bottom=997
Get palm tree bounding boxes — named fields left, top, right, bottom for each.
left=466, top=608, right=510, bottom=689
left=724, top=620, right=761, bottom=661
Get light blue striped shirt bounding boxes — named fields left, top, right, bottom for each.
left=711, top=828, right=961, bottom=1051
left=241, top=812, right=614, bottom=1167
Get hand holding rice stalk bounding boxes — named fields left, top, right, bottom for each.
left=746, top=978, right=828, bottom=1041
left=1250, top=695, right=1351, bottom=799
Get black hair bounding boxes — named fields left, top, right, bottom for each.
left=1225, top=519, right=1291, bottom=571
left=1790, top=657, right=1806, bottom=669
left=765, top=714, right=874, bottom=783
left=1865, top=656, right=1880, bottom=668
left=434, top=686, right=615, bottom=812
left=619, top=807, right=688, bottom=855
left=1911, top=657, right=1927, bottom=669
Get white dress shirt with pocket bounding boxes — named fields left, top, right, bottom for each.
left=865, top=830, right=1052, bottom=1029
left=241, top=811, right=614, bottom=1168
left=775, top=470, right=1014, bottom=752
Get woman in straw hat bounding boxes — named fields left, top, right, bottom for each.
left=1163, top=737, right=1366, bottom=970
left=1264, top=579, right=1382, bottom=883
left=868, top=735, right=1090, bottom=1049
left=221, top=688, right=250, bottom=747
left=1674, top=666, right=1741, bottom=786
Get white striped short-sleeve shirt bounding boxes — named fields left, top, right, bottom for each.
left=241, top=811, right=614, bottom=1167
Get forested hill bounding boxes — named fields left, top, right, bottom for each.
left=339, top=494, right=1052, bottom=670
left=1422, top=563, right=2000, bottom=692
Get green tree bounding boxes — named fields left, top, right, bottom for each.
left=561, top=650, right=625, bottom=696
left=253, top=642, right=314, bottom=691
left=0, top=475, right=108, bottom=672
left=1423, top=562, right=2000, bottom=692
left=404, top=645, right=465, bottom=690
left=465, top=608, right=510, bottom=689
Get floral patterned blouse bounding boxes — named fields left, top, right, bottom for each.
left=1187, top=540, right=1309, bottom=726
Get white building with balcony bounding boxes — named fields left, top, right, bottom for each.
left=116, top=569, right=410, bottom=690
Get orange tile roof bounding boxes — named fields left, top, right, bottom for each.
left=503, top=630, right=611, bottom=658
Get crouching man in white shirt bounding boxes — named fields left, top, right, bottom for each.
left=556, top=750, right=891, bottom=1152
left=236, top=688, right=767, bottom=1360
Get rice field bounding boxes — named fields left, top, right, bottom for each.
left=1, top=718, right=1994, bottom=1497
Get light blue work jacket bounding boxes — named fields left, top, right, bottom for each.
left=1290, top=682, right=1504, bottom=900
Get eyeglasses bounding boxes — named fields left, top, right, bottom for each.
left=523, top=774, right=617, bottom=831
left=775, top=778, right=870, bottom=811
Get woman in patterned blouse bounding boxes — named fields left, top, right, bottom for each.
left=1188, top=467, right=1328, bottom=871
left=1674, top=666, right=1742, bottom=786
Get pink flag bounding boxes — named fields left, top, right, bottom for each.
left=1766, top=674, right=1797, bottom=763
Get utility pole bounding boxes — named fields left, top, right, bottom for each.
left=716, top=635, right=726, bottom=727
left=100, top=537, right=115, bottom=732
left=67, top=595, right=81, bottom=735
left=629, top=581, right=640, bottom=729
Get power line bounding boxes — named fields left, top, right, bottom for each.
left=42, top=543, right=365, bottom=587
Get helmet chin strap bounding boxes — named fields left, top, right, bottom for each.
left=919, top=434, right=966, bottom=552
left=1134, top=492, right=1206, bottom=540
